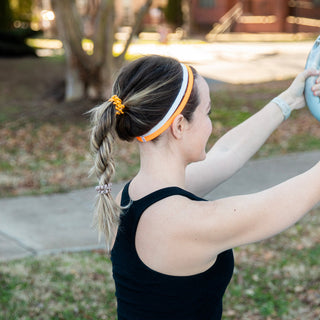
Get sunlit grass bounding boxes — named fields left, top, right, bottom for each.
left=26, top=37, right=206, bottom=59
left=26, top=38, right=63, bottom=49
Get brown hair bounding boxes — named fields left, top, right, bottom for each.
left=89, top=55, right=199, bottom=252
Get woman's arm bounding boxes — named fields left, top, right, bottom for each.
left=181, top=161, right=320, bottom=256
left=186, top=69, right=320, bottom=197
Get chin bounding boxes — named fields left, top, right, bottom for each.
left=199, top=152, right=207, bottom=161
left=191, top=151, right=206, bottom=163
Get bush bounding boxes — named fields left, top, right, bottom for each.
left=0, top=28, right=40, bottom=57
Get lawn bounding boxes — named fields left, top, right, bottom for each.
left=1, top=55, right=319, bottom=319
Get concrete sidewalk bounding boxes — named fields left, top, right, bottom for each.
left=1, top=151, right=320, bottom=262
left=127, top=41, right=314, bottom=84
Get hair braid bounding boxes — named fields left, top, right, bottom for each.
left=89, top=101, right=121, bottom=253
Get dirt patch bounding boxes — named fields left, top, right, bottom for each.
left=0, top=57, right=98, bottom=125
left=0, top=57, right=296, bottom=126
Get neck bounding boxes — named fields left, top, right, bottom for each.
left=131, top=138, right=186, bottom=197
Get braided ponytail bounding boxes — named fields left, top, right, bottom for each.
left=89, top=101, right=120, bottom=253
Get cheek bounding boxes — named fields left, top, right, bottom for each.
left=206, top=118, right=213, bottom=136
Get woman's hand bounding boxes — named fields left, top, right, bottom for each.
left=278, top=69, right=320, bottom=111
left=311, top=72, right=320, bottom=96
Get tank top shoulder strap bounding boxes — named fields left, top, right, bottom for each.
left=119, top=181, right=205, bottom=243
left=120, top=181, right=131, bottom=207
left=121, top=181, right=204, bottom=214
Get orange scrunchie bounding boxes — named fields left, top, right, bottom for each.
left=109, top=95, right=125, bottom=115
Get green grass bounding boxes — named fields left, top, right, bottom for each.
left=222, top=207, right=320, bottom=320
left=287, top=134, right=320, bottom=152
left=208, top=84, right=320, bottom=157
left=225, top=246, right=320, bottom=318
left=1, top=208, right=319, bottom=320
left=0, top=252, right=117, bottom=320
left=212, top=107, right=252, bottom=127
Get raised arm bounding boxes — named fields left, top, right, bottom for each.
left=181, top=161, right=320, bottom=256
left=186, top=69, right=320, bottom=197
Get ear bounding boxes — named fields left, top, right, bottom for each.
left=170, top=114, right=188, bottom=140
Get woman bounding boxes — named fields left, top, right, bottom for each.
left=89, top=55, right=320, bottom=320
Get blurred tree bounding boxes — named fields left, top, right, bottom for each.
left=165, top=0, right=183, bottom=28
left=52, top=0, right=153, bottom=101
left=0, top=0, right=14, bottom=30
left=181, top=0, right=192, bottom=35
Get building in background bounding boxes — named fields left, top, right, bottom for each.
left=191, top=0, right=320, bottom=33
left=31, top=0, right=320, bottom=38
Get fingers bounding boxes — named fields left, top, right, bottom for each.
left=287, top=69, right=320, bottom=99
left=309, top=70, right=320, bottom=96
left=303, top=69, right=320, bottom=96
left=291, top=69, right=318, bottom=89
left=311, top=82, right=320, bottom=96
left=303, top=68, right=320, bottom=79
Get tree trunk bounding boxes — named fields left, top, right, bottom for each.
left=52, top=0, right=153, bottom=101
left=182, top=0, right=191, bottom=36
left=115, top=0, right=153, bottom=65
left=52, top=0, right=89, bottom=101
left=65, top=52, right=84, bottom=100
left=92, top=0, right=115, bottom=98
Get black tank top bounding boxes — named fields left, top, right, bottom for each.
left=111, top=182, right=234, bottom=320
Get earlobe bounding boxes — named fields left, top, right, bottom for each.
left=171, top=114, right=186, bottom=139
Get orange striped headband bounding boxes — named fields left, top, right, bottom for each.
left=136, top=63, right=194, bottom=142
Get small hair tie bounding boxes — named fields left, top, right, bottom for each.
left=109, top=95, right=125, bottom=115
left=95, top=183, right=112, bottom=195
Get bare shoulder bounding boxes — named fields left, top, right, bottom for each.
left=139, top=194, right=201, bottom=227
left=135, top=195, right=218, bottom=276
